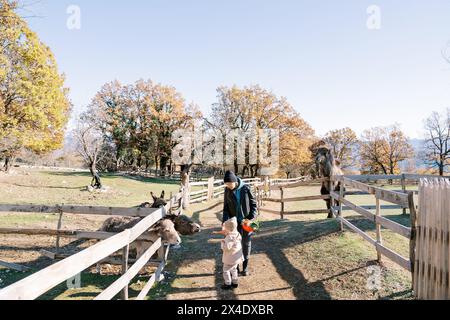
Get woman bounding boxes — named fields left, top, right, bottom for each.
left=222, top=170, right=257, bottom=276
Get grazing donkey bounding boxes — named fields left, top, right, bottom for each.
left=315, top=147, right=344, bottom=219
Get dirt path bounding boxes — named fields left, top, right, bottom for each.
left=161, top=201, right=297, bottom=300
left=157, top=199, right=413, bottom=300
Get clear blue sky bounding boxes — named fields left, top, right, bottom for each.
left=23, top=0, right=450, bottom=139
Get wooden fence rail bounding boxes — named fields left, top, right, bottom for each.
left=328, top=176, right=416, bottom=272
left=257, top=175, right=419, bottom=273
left=0, top=190, right=186, bottom=300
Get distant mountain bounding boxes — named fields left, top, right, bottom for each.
left=399, top=138, right=427, bottom=171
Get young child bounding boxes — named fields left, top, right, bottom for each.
left=215, top=217, right=244, bottom=290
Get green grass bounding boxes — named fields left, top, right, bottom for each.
left=0, top=170, right=182, bottom=207
left=0, top=213, right=60, bottom=227
left=0, top=169, right=416, bottom=300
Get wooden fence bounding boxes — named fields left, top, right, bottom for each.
left=0, top=189, right=186, bottom=300
left=258, top=178, right=330, bottom=219
left=414, top=178, right=450, bottom=300
left=189, top=177, right=262, bottom=204
left=257, top=175, right=423, bottom=272
left=330, top=176, right=417, bottom=272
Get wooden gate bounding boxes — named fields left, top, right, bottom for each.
left=414, top=178, right=450, bottom=300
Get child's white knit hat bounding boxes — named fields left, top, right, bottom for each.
left=223, top=217, right=238, bottom=232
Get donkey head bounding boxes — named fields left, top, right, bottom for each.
left=149, top=219, right=181, bottom=245
left=150, top=191, right=167, bottom=208
left=166, top=214, right=201, bottom=236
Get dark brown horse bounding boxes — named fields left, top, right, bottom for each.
left=315, top=147, right=344, bottom=219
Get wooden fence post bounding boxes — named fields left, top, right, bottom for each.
left=121, top=244, right=129, bottom=300
left=408, top=191, right=417, bottom=292
left=328, top=178, right=335, bottom=218
left=55, top=205, right=64, bottom=254
left=375, top=197, right=382, bottom=263
left=280, top=187, right=285, bottom=220
left=207, top=177, right=214, bottom=202
left=338, top=179, right=344, bottom=231
left=401, top=174, right=407, bottom=215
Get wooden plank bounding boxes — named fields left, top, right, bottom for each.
left=0, top=260, right=30, bottom=272
left=343, top=175, right=403, bottom=181
left=136, top=260, right=165, bottom=300
left=376, top=198, right=382, bottom=262
left=338, top=182, right=345, bottom=231
left=376, top=243, right=411, bottom=271
left=375, top=216, right=411, bottom=239
left=266, top=195, right=330, bottom=203
left=338, top=217, right=411, bottom=271
left=259, top=208, right=281, bottom=215
left=0, top=208, right=164, bottom=300
left=337, top=216, right=377, bottom=245
left=121, top=244, right=130, bottom=300
left=95, top=238, right=162, bottom=300
left=342, top=178, right=410, bottom=207
left=404, top=174, right=450, bottom=180
left=0, top=228, right=155, bottom=242
left=268, top=178, right=327, bottom=190
left=332, top=193, right=411, bottom=238
left=0, top=228, right=76, bottom=236
left=283, top=210, right=330, bottom=215
left=401, top=174, right=407, bottom=215
left=0, top=204, right=160, bottom=217
left=375, top=189, right=409, bottom=207
left=343, top=178, right=376, bottom=194
left=190, top=196, right=208, bottom=204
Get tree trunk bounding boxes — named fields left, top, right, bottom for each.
left=4, top=156, right=15, bottom=173
left=90, top=162, right=102, bottom=189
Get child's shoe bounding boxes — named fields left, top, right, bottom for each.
left=221, top=284, right=232, bottom=290
left=231, top=283, right=239, bottom=289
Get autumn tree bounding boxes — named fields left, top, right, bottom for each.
left=0, top=1, right=71, bottom=172
left=422, top=109, right=450, bottom=176
left=207, top=85, right=314, bottom=177
left=323, top=127, right=359, bottom=169
left=86, top=79, right=201, bottom=172
left=359, top=125, right=414, bottom=175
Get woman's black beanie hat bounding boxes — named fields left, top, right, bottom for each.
left=224, top=170, right=238, bottom=183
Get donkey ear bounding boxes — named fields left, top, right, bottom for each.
left=150, top=192, right=157, bottom=201
left=160, top=190, right=165, bottom=199
left=148, top=221, right=161, bottom=233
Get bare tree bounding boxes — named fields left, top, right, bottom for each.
left=73, top=115, right=107, bottom=189
left=423, top=109, right=450, bottom=176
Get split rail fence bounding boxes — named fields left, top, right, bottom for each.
left=0, top=189, right=187, bottom=300
left=257, top=174, right=450, bottom=279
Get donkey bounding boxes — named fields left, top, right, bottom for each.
left=100, top=216, right=181, bottom=258
left=138, top=190, right=201, bottom=235
left=100, top=190, right=200, bottom=258
left=139, top=191, right=167, bottom=209
left=315, top=147, right=344, bottom=219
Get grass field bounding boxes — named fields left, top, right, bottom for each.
left=0, top=168, right=415, bottom=300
